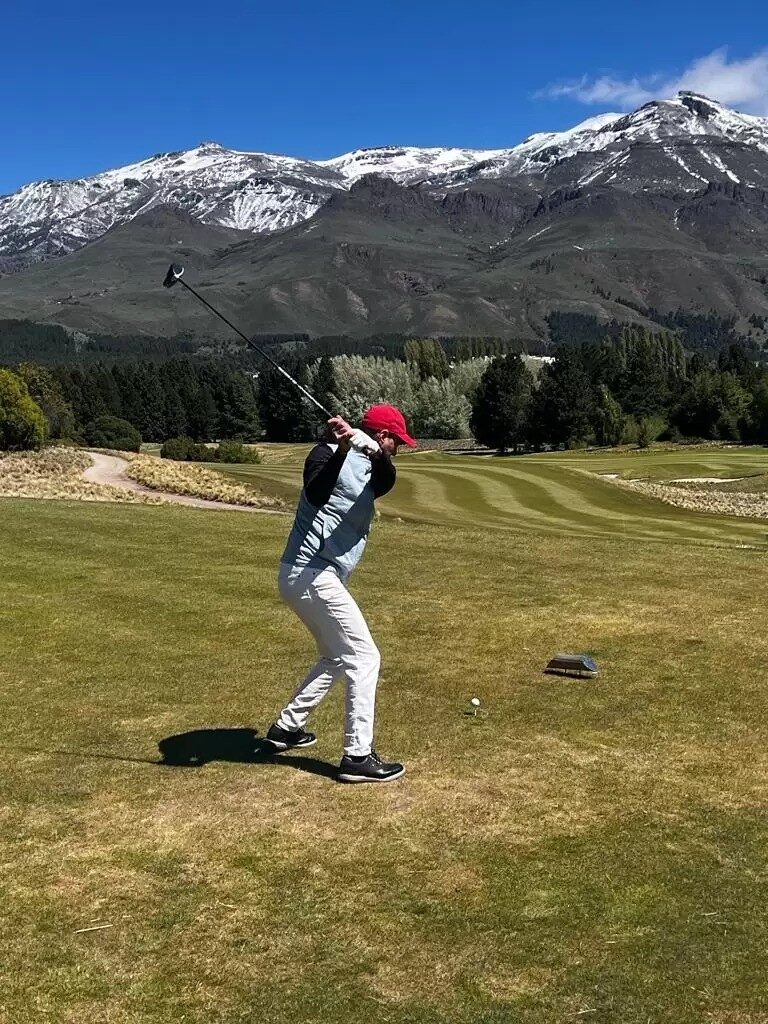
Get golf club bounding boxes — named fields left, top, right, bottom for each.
left=162, top=263, right=333, bottom=418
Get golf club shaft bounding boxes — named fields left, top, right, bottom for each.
left=176, top=277, right=333, bottom=418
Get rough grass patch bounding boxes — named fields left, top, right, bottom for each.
left=123, top=453, right=287, bottom=510
left=612, top=477, right=768, bottom=519
left=0, top=448, right=159, bottom=504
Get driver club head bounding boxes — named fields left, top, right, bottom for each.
left=163, top=263, right=184, bottom=288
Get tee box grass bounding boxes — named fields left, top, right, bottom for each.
left=0, top=445, right=767, bottom=1023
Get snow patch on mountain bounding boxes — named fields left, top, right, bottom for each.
left=319, top=145, right=511, bottom=182
left=3, top=93, right=768, bottom=269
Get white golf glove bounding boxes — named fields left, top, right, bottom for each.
left=349, top=429, right=380, bottom=454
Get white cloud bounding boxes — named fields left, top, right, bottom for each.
left=539, top=48, right=768, bottom=116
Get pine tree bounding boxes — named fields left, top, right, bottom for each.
left=257, top=360, right=316, bottom=442
left=614, top=328, right=669, bottom=418
left=69, top=367, right=107, bottom=426
left=529, top=347, right=595, bottom=448
left=672, top=371, right=752, bottom=441
left=133, top=364, right=166, bottom=441
left=163, top=389, right=188, bottom=439
left=718, top=343, right=755, bottom=385
left=93, top=363, right=123, bottom=417
left=111, top=365, right=142, bottom=431
left=745, top=380, right=768, bottom=443
left=219, top=373, right=259, bottom=439
left=314, top=355, right=339, bottom=414
left=469, top=355, right=533, bottom=451
left=188, top=385, right=218, bottom=441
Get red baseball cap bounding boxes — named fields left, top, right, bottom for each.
left=361, top=404, right=417, bottom=448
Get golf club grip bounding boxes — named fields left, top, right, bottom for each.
left=177, top=279, right=333, bottom=419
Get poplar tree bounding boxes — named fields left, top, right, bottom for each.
left=0, top=369, right=47, bottom=450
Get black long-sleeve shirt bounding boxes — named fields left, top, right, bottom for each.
left=303, top=443, right=396, bottom=508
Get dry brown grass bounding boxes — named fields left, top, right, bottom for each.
left=611, top=476, right=768, bottom=519
left=0, top=448, right=160, bottom=504
left=675, top=473, right=768, bottom=494
left=123, top=454, right=287, bottom=510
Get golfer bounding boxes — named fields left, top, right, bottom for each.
left=266, top=404, right=416, bottom=783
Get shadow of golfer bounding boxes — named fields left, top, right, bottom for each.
left=157, top=728, right=338, bottom=780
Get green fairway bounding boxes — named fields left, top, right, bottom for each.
left=221, top=444, right=768, bottom=548
left=1, top=449, right=767, bottom=1023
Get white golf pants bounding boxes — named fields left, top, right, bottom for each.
left=276, top=563, right=380, bottom=757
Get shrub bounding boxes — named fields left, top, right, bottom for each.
left=84, top=415, right=141, bottom=452
left=160, top=437, right=261, bottom=464
left=0, top=368, right=47, bottom=451
left=187, top=443, right=214, bottom=462
left=125, top=455, right=284, bottom=509
left=637, top=415, right=668, bottom=449
left=214, top=441, right=261, bottom=464
left=161, top=437, right=213, bottom=461
left=161, top=436, right=196, bottom=460
left=0, top=447, right=159, bottom=504
left=636, top=419, right=653, bottom=449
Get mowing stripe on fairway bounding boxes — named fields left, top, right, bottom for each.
left=221, top=447, right=768, bottom=550
left=393, top=461, right=766, bottom=547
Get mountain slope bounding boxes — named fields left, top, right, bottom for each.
left=3, top=93, right=768, bottom=341
left=4, top=173, right=767, bottom=341
left=0, top=207, right=252, bottom=335
left=431, top=93, right=768, bottom=193
left=4, top=92, right=768, bottom=274
left=0, top=143, right=343, bottom=270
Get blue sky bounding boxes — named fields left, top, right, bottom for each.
left=2, top=0, right=766, bottom=195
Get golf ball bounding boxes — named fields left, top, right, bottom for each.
left=470, top=697, right=481, bottom=707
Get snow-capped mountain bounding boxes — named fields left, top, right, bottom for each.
left=3, top=92, right=768, bottom=272
left=0, top=142, right=344, bottom=269
left=427, top=93, right=768, bottom=191
left=318, top=144, right=511, bottom=183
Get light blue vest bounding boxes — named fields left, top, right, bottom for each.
left=280, top=446, right=377, bottom=583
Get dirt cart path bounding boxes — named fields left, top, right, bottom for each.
left=83, top=452, right=284, bottom=513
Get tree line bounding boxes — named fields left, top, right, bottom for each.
left=471, top=330, right=768, bottom=450
left=0, top=319, right=540, bottom=366
left=0, top=360, right=260, bottom=451
left=2, top=329, right=768, bottom=453
left=3, top=305, right=761, bottom=372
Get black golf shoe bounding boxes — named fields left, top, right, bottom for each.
left=338, top=750, right=405, bottom=784
left=265, top=723, right=317, bottom=751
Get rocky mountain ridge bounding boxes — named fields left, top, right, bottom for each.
left=3, top=92, right=768, bottom=272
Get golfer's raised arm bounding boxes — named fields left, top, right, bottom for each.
left=304, top=444, right=348, bottom=507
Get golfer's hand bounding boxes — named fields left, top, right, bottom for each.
left=327, top=416, right=354, bottom=452
left=349, top=429, right=380, bottom=455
